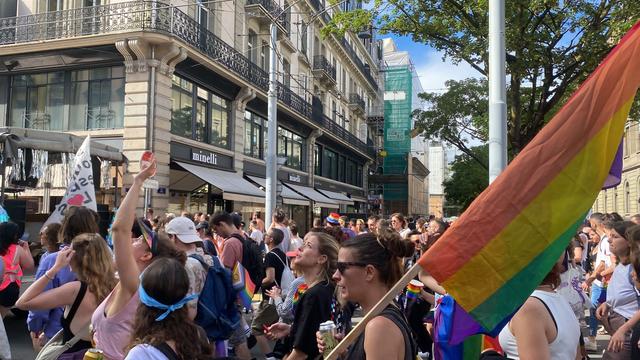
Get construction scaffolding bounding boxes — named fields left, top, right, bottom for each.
left=382, top=65, right=413, bottom=211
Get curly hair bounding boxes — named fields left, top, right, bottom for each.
left=128, top=258, right=212, bottom=359
left=341, top=228, right=415, bottom=288
left=59, top=207, right=100, bottom=245
left=69, top=233, right=117, bottom=304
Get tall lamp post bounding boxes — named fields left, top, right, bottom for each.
left=488, top=0, right=507, bottom=183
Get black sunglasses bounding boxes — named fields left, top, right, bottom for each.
left=336, top=261, right=368, bottom=273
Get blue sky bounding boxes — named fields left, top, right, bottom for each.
left=386, top=34, right=481, bottom=93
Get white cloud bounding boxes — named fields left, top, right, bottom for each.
left=413, top=51, right=482, bottom=93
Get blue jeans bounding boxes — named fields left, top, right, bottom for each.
left=589, top=283, right=607, bottom=336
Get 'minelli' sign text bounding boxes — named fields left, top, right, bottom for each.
left=192, top=150, right=218, bottom=165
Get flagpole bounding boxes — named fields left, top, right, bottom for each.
left=488, top=0, right=507, bottom=183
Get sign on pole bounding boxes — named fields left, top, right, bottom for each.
left=43, top=136, right=97, bottom=226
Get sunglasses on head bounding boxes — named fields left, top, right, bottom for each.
left=336, top=261, right=368, bottom=274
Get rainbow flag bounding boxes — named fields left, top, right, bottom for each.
left=420, top=20, right=640, bottom=334
left=232, top=262, right=255, bottom=309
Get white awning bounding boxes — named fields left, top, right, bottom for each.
left=284, top=183, right=340, bottom=209
left=175, top=162, right=265, bottom=203
left=247, top=176, right=310, bottom=206
left=316, top=189, right=355, bottom=205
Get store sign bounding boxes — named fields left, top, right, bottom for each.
left=288, top=174, right=301, bottom=183
left=191, top=149, right=218, bottom=166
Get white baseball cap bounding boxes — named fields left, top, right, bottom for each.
left=165, top=217, right=201, bottom=244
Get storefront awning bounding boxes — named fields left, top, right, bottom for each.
left=316, top=189, right=355, bottom=206
left=175, top=162, right=265, bottom=203
left=350, top=196, right=368, bottom=203
left=247, top=176, right=310, bottom=206
left=284, top=183, right=339, bottom=209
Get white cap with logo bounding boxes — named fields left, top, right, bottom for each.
left=165, top=217, right=201, bottom=244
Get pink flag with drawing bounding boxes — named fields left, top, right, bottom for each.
left=43, top=135, right=97, bottom=226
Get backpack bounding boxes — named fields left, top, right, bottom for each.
left=230, top=233, right=266, bottom=293
left=189, top=254, right=240, bottom=341
left=272, top=251, right=295, bottom=295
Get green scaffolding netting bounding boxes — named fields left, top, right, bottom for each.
left=383, top=66, right=413, bottom=201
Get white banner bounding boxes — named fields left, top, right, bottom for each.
left=43, top=136, right=97, bottom=226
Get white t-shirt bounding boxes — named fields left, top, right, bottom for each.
left=594, top=236, right=611, bottom=287
left=274, top=224, right=291, bottom=253
left=250, top=229, right=264, bottom=245
left=125, top=344, right=170, bottom=360
left=289, top=235, right=303, bottom=252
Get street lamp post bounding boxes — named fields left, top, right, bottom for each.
left=265, top=21, right=278, bottom=230
left=488, top=0, right=507, bottom=183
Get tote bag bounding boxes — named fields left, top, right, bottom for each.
left=35, top=321, right=90, bottom=360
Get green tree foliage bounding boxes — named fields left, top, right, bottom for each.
left=326, top=0, right=640, bottom=161
left=443, top=145, right=489, bottom=212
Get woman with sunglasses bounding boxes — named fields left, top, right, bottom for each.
left=91, top=156, right=186, bottom=359
left=318, top=228, right=417, bottom=360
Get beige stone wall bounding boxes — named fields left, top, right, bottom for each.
left=593, top=122, right=640, bottom=217
left=429, top=195, right=444, bottom=218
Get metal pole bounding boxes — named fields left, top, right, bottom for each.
left=488, top=0, right=507, bottom=183
left=265, top=22, right=278, bottom=230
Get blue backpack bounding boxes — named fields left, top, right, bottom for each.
left=189, top=254, right=240, bottom=341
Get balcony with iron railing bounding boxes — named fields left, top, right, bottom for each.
left=245, top=0, right=290, bottom=37
left=312, top=55, right=336, bottom=85
left=348, top=93, right=365, bottom=114
left=315, top=115, right=371, bottom=155
left=341, top=37, right=378, bottom=92
left=0, top=1, right=374, bottom=158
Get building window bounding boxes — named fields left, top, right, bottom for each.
left=261, top=41, right=269, bottom=71
left=300, top=21, right=307, bottom=56
left=244, top=111, right=267, bottom=159
left=338, top=155, right=345, bottom=182
left=248, top=30, right=258, bottom=64
left=283, top=59, right=291, bottom=88
left=322, top=148, right=338, bottom=179
left=171, top=75, right=230, bottom=148
left=171, top=75, right=194, bottom=138
left=314, top=144, right=321, bottom=176
left=9, top=67, right=124, bottom=131
left=625, top=181, right=630, bottom=214
left=277, top=127, right=304, bottom=170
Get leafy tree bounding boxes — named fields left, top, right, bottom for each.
left=326, top=0, right=640, bottom=160
left=443, top=145, right=489, bottom=212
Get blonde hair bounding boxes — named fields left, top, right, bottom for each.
left=70, top=233, right=117, bottom=303
left=307, top=232, right=339, bottom=283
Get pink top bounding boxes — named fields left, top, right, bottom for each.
left=91, top=288, right=139, bottom=360
left=1, top=244, right=22, bottom=290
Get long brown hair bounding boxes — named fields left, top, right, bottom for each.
left=69, top=233, right=117, bottom=303
left=341, top=228, right=415, bottom=288
left=128, top=258, right=212, bottom=359
left=59, top=207, right=100, bottom=245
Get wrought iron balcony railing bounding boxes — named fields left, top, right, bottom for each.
left=245, top=0, right=290, bottom=36
left=348, top=93, right=365, bottom=113
left=316, top=115, right=374, bottom=156
left=0, top=1, right=373, bottom=158
left=341, top=37, right=378, bottom=92
left=312, top=55, right=336, bottom=82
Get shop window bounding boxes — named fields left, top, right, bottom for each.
left=244, top=111, right=267, bottom=159
left=322, top=148, right=338, bottom=179
left=314, top=144, right=321, bottom=176
left=171, top=75, right=230, bottom=148
left=9, top=67, right=124, bottom=131
left=338, top=155, right=345, bottom=182
left=277, top=127, right=304, bottom=170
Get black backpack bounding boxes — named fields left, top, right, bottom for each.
left=230, top=233, right=266, bottom=292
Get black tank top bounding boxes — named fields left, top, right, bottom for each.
left=345, top=303, right=417, bottom=360
left=61, top=282, right=92, bottom=353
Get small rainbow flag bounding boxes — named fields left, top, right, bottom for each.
left=420, top=20, right=640, bottom=334
left=232, top=262, right=255, bottom=309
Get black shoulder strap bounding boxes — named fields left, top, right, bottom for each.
left=531, top=296, right=558, bottom=332
left=67, top=281, right=88, bottom=322
left=153, top=342, right=180, bottom=360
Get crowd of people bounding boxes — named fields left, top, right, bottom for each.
left=0, top=158, right=639, bottom=359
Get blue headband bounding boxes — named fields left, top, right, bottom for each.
left=138, top=283, right=198, bottom=321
